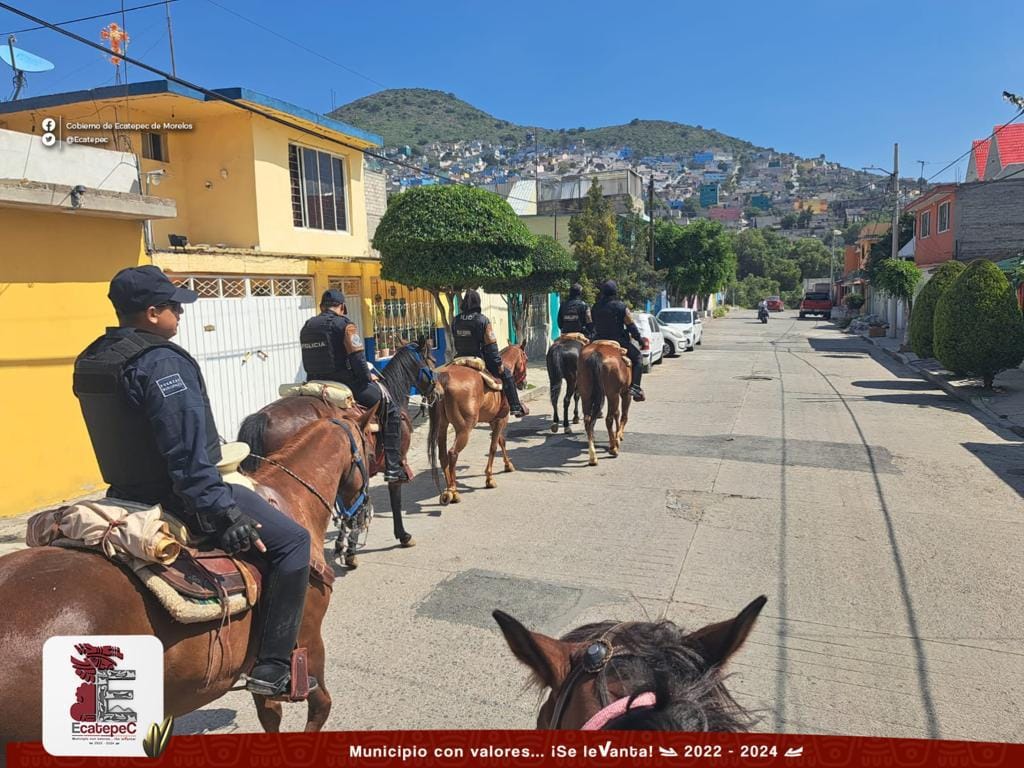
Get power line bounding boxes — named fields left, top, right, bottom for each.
left=925, top=108, right=1024, bottom=183
left=200, top=0, right=388, bottom=91
left=0, top=0, right=179, bottom=36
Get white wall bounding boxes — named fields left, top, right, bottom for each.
left=0, top=127, right=140, bottom=193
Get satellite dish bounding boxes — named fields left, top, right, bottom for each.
left=3, top=36, right=55, bottom=101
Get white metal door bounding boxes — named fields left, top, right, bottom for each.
left=172, top=275, right=315, bottom=440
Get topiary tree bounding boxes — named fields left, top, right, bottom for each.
left=483, top=235, right=575, bottom=343
left=373, top=185, right=534, bottom=357
left=873, top=259, right=922, bottom=347
left=933, top=259, right=1024, bottom=389
left=908, top=261, right=966, bottom=359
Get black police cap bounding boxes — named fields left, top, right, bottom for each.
left=108, top=265, right=198, bottom=314
left=321, top=289, right=346, bottom=307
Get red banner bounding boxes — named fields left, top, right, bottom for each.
left=6, top=731, right=1021, bottom=768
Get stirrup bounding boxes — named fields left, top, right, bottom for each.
left=246, top=650, right=319, bottom=701
left=631, top=387, right=646, bottom=402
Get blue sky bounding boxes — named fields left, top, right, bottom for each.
left=3, top=0, right=1023, bottom=180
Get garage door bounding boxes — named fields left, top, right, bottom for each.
left=172, top=275, right=315, bottom=440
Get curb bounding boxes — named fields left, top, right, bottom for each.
left=860, top=335, right=1024, bottom=438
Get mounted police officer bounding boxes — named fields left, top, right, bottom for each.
left=299, top=289, right=405, bottom=483
left=451, top=289, right=529, bottom=418
left=591, top=279, right=646, bottom=402
left=557, top=283, right=594, bottom=338
left=73, top=265, right=316, bottom=699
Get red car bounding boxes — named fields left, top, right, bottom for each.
left=765, top=296, right=784, bottom=312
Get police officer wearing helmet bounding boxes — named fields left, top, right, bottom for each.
left=73, top=265, right=317, bottom=699
left=451, top=289, right=529, bottom=417
left=591, top=279, right=646, bottom=402
left=557, top=283, right=594, bottom=338
left=300, top=289, right=405, bottom=483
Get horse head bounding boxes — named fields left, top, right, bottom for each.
left=492, top=596, right=766, bottom=730
left=503, top=343, right=529, bottom=390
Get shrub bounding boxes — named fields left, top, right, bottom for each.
left=908, top=261, right=965, bottom=359
left=933, top=259, right=1024, bottom=388
left=713, top=306, right=727, bottom=318
left=844, top=293, right=865, bottom=310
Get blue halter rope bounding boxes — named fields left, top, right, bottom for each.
left=329, top=417, right=369, bottom=522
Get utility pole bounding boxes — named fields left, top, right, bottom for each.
left=890, top=143, right=900, bottom=262
left=164, top=0, right=177, bottom=76
left=648, top=175, right=655, bottom=268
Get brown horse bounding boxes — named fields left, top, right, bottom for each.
left=493, top=596, right=766, bottom=730
left=237, top=340, right=436, bottom=559
left=427, top=343, right=528, bottom=505
left=0, top=415, right=372, bottom=745
left=577, top=342, right=632, bottom=466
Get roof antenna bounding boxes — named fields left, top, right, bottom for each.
left=2, top=35, right=55, bottom=101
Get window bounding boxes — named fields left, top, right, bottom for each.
left=288, top=144, right=347, bottom=232
left=658, top=310, right=693, bottom=324
left=920, top=211, right=931, bottom=238
left=938, top=201, right=950, bottom=233
left=142, top=132, right=167, bottom=162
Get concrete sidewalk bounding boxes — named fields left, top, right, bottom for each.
left=853, top=330, right=1024, bottom=437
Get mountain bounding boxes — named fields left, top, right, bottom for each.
left=331, top=89, right=768, bottom=158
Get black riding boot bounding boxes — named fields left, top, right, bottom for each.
left=381, top=401, right=405, bottom=483
left=501, top=369, right=529, bottom=417
left=246, top=566, right=319, bottom=697
left=630, top=355, right=646, bottom=402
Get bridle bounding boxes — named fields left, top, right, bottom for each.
left=548, top=623, right=656, bottom=730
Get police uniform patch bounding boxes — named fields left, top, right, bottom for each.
left=156, top=373, right=188, bottom=398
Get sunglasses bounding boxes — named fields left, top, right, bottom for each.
left=153, top=301, right=183, bottom=314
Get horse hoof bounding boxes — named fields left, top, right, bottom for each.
left=564, top=426, right=573, bottom=435
left=486, top=477, right=497, bottom=489
left=399, top=535, right=416, bottom=548
left=550, top=423, right=559, bottom=433
left=451, top=492, right=462, bottom=504
left=573, top=417, right=580, bottom=424
left=440, top=491, right=452, bottom=506
left=609, top=449, right=619, bottom=458
left=504, top=464, right=516, bottom=473
left=588, top=458, right=598, bottom=467
left=344, top=554, right=358, bottom=569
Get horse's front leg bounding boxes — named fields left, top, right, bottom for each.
left=485, top=422, right=500, bottom=489
left=562, top=385, right=572, bottom=433
left=617, top=391, right=631, bottom=445
left=303, top=626, right=332, bottom=732
left=388, top=482, right=414, bottom=547
left=251, top=695, right=283, bottom=733
left=497, top=419, right=514, bottom=472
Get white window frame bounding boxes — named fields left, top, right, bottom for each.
left=937, top=201, right=950, bottom=233
left=288, top=143, right=350, bottom=234
left=920, top=210, right=931, bottom=239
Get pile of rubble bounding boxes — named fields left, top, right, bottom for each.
left=845, top=314, right=888, bottom=334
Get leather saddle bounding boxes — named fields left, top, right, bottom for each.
left=557, top=332, right=590, bottom=345
left=442, top=357, right=503, bottom=390
left=587, top=339, right=632, bottom=366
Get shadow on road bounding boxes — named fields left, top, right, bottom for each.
left=174, top=708, right=236, bottom=735
left=962, top=441, right=1024, bottom=500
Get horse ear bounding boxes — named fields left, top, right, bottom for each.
left=686, top=595, right=766, bottom=669
left=519, top=339, right=527, bottom=350
left=357, top=401, right=380, bottom=433
left=493, top=610, right=571, bottom=690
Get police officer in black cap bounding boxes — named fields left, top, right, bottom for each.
left=73, top=265, right=317, bottom=699
left=451, top=288, right=529, bottom=417
left=591, top=279, right=646, bottom=401
left=299, top=289, right=405, bottom=482
left=556, top=283, right=594, bottom=338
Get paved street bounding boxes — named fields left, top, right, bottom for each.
left=167, top=309, right=1021, bottom=740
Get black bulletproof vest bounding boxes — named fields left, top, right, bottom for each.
left=452, top=312, right=487, bottom=357
left=73, top=329, right=221, bottom=494
left=558, top=299, right=589, bottom=333
left=300, top=311, right=354, bottom=384
left=592, top=298, right=628, bottom=340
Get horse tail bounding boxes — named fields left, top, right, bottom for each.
left=238, top=410, right=269, bottom=473
left=546, top=345, right=562, bottom=408
left=585, top=351, right=605, bottom=422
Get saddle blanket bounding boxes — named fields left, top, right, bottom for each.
left=442, top=357, right=503, bottom=390
left=557, top=333, right=590, bottom=345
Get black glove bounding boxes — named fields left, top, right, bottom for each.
left=215, top=506, right=263, bottom=555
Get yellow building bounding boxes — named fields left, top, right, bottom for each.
left=792, top=198, right=829, bottom=214
left=0, top=127, right=176, bottom=517
left=0, top=81, right=437, bottom=444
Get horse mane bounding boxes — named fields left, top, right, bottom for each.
left=561, top=620, right=758, bottom=732
left=381, top=342, right=430, bottom=412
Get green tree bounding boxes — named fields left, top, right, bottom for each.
left=373, top=184, right=534, bottom=357
left=797, top=207, right=813, bottom=228
left=933, top=260, right=1024, bottom=389
left=658, top=219, right=736, bottom=309
left=789, top=238, right=831, bottom=281
left=909, top=261, right=966, bottom=358
left=732, top=229, right=772, bottom=278
left=483, top=235, right=575, bottom=342
left=780, top=213, right=797, bottom=230
left=843, top=223, right=862, bottom=245
left=735, top=275, right=781, bottom=308
left=866, top=213, right=915, bottom=281
left=873, top=259, right=922, bottom=346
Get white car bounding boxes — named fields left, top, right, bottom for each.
left=656, top=307, right=703, bottom=352
left=634, top=312, right=664, bottom=373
